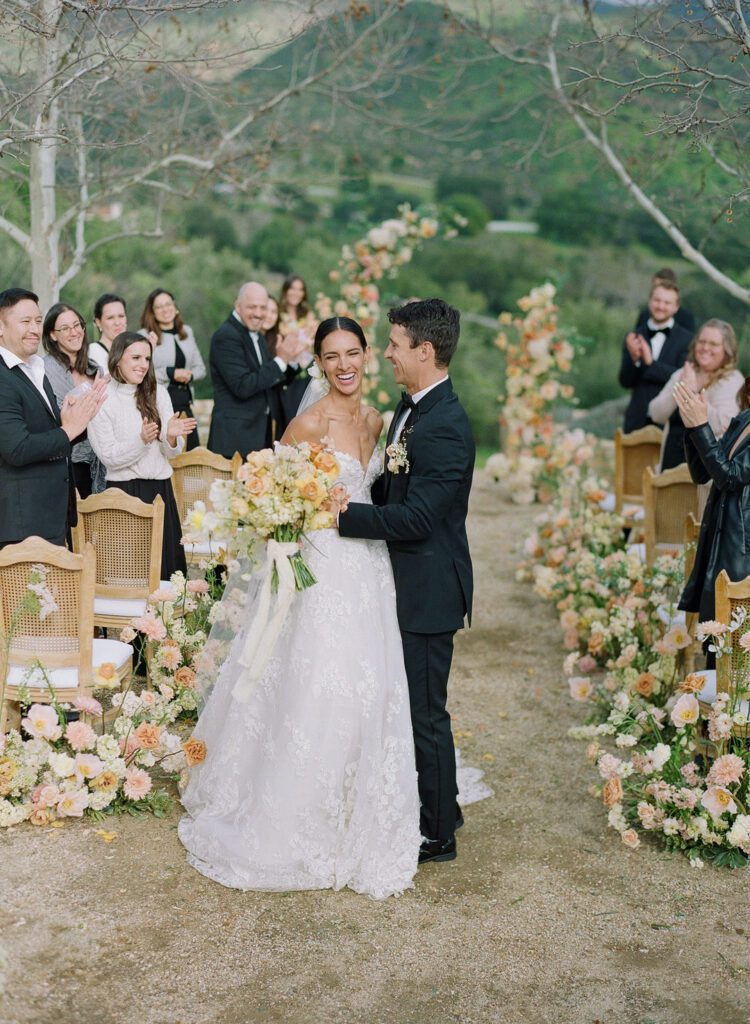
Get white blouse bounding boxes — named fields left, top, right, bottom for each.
left=88, top=340, right=110, bottom=371
left=87, top=380, right=184, bottom=481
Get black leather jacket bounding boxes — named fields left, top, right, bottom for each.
left=679, top=410, right=750, bottom=620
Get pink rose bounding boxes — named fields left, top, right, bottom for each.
left=577, top=654, right=597, bottom=674
left=621, top=829, right=640, bottom=849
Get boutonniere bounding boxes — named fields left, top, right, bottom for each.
left=386, top=430, right=411, bottom=475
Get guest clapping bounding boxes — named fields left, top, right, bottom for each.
left=676, top=374, right=750, bottom=626
left=90, top=293, right=127, bottom=370
left=87, top=332, right=196, bottom=579
left=619, top=279, right=693, bottom=433
left=42, top=303, right=107, bottom=498
left=140, top=288, right=206, bottom=451
left=648, top=320, right=743, bottom=471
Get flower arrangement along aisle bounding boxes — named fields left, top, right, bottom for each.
left=0, top=687, right=200, bottom=828
left=188, top=441, right=347, bottom=702
left=314, top=203, right=446, bottom=407
left=486, top=283, right=602, bottom=505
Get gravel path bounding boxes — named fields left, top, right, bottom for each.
left=1, top=472, right=749, bottom=1024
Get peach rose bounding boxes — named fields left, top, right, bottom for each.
left=621, top=829, right=640, bottom=849
left=313, top=451, right=340, bottom=479
left=678, top=673, right=706, bottom=694
left=94, top=662, right=119, bottom=688
left=29, top=806, right=55, bottom=826
left=134, top=722, right=162, bottom=750
left=182, top=736, right=207, bottom=767
left=245, top=475, right=269, bottom=498
left=602, top=776, right=624, bottom=808
left=296, top=475, right=327, bottom=505
left=588, top=632, right=605, bottom=655
left=175, top=667, right=197, bottom=689
left=634, top=672, right=655, bottom=698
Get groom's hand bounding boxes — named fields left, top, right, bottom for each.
left=328, top=483, right=349, bottom=524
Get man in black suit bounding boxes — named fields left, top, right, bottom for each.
left=0, top=288, right=108, bottom=547
left=338, top=298, right=474, bottom=865
left=207, top=282, right=306, bottom=459
left=619, top=280, right=693, bottom=432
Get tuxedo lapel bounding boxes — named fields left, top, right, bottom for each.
left=10, top=364, right=58, bottom=425
left=43, top=377, right=62, bottom=424
left=387, top=399, right=407, bottom=447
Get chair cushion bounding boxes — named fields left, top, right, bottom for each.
left=183, top=539, right=213, bottom=556
left=622, top=504, right=645, bottom=522
left=694, top=669, right=750, bottom=716
left=598, top=492, right=615, bottom=513
left=656, top=606, right=687, bottom=628
left=6, top=639, right=133, bottom=690
left=94, top=580, right=171, bottom=618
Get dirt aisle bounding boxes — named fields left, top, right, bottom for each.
left=1, top=472, right=749, bottom=1024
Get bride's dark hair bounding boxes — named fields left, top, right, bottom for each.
left=314, top=316, right=367, bottom=357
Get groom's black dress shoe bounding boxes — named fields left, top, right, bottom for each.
left=455, top=802, right=464, bottom=830
left=418, top=836, right=457, bottom=864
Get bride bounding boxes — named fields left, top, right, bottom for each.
left=178, top=316, right=423, bottom=899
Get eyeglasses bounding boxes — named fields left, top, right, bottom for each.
left=54, top=321, right=85, bottom=336
left=696, top=340, right=723, bottom=349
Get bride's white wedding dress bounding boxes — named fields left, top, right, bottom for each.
left=178, top=449, right=423, bottom=899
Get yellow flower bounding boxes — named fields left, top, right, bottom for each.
left=91, top=770, right=119, bottom=792
left=94, top=662, right=118, bottom=689
left=296, top=475, right=327, bottom=506
left=0, top=758, right=18, bottom=796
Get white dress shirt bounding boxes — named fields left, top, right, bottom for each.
left=646, top=316, right=674, bottom=362
left=393, top=376, right=449, bottom=441
left=0, top=344, right=54, bottom=412
left=232, top=311, right=287, bottom=372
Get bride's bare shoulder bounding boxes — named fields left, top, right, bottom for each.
left=363, top=404, right=384, bottom=440
left=280, top=407, right=327, bottom=446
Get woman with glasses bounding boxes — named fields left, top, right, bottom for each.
left=139, top=288, right=205, bottom=451
left=648, top=319, right=743, bottom=471
left=42, top=302, right=107, bottom=498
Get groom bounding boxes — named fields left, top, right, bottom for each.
left=338, top=298, right=474, bottom=864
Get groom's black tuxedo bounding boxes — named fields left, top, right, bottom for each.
left=339, top=377, right=475, bottom=842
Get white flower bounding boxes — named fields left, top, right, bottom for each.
left=615, top=733, right=638, bottom=748
left=88, top=789, right=117, bottom=811
left=0, top=799, right=31, bottom=827
left=96, top=735, right=120, bottom=761
left=662, top=818, right=681, bottom=836
left=607, top=804, right=627, bottom=832
left=48, top=752, right=76, bottom=779
left=613, top=691, right=630, bottom=712
left=727, top=814, right=750, bottom=850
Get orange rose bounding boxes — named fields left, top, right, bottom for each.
left=94, top=662, right=118, bottom=688
left=602, top=776, right=624, bottom=808
left=182, top=736, right=207, bottom=767
left=634, top=672, right=655, bottom=698
left=245, top=475, right=268, bottom=498
left=313, top=451, right=339, bottom=479
left=134, top=722, right=162, bottom=750
left=175, top=666, right=197, bottom=689
left=297, top=476, right=326, bottom=505
left=588, top=632, right=605, bottom=655
left=679, top=673, right=706, bottom=694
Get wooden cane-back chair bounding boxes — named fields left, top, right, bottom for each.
left=171, top=447, right=241, bottom=563
left=614, top=426, right=663, bottom=519
left=0, top=538, right=132, bottom=730
left=642, top=465, right=699, bottom=566
left=72, top=489, right=165, bottom=630
left=681, top=513, right=702, bottom=673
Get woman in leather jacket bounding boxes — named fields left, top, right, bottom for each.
left=677, top=375, right=750, bottom=623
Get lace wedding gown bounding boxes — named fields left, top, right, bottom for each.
left=178, top=449, right=423, bottom=899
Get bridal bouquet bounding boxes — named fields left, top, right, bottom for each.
left=191, top=443, right=348, bottom=703
left=202, top=441, right=346, bottom=590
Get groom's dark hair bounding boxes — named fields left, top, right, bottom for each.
left=387, top=298, right=460, bottom=368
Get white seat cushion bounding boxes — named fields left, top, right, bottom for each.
left=694, top=669, right=750, bottom=716
left=598, top=492, right=615, bottom=513
left=6, top=638, right=133, bottom=690
left=94, top=580, right=171, bottom=618
left=627, top=543, right=646, bottom=563
left=656, top=606, right=686, bottom=628
left=183, top=539, right=213, bottom=556
left=622, top=504, right=645, bottom=521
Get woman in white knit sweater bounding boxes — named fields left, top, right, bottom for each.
left=87, top=332, right=196, bottom=579
left=648, top=318, right=743, bottom=473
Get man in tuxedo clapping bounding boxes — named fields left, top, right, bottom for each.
left=619, top=279, right=693, bottom=433
left=208, top=282, right=306, bottom=459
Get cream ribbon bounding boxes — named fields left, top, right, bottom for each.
left=232, top=539, right=299, bottom=703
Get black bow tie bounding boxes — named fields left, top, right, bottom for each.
left=401, top=392, right=416, bottom=409
left=648, top=324, right=671, bottom=338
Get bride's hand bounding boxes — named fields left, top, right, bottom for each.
left=328, top=483, right=349, bottom=521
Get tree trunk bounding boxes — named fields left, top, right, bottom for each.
left=28, top=0, right=63, bottom=310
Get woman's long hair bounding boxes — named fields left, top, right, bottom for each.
left=42, top=303, right=92, bottom=377
left=688, top=318, right=738, bottom=390
left=140, top=287, right=187, bottom=344
left=279, top=275, right=309, bottom=320
left=108, top=331, right=161, bottom=431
